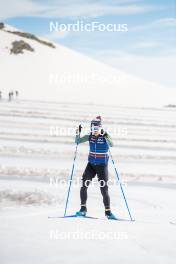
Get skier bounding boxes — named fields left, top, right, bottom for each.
left=75, top=116, right=117, bottom=220
left=15, top=90, right=19, bottom=98
left=8, top=92, right=12, bottom=101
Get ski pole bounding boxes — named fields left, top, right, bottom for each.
left=64, top=124, right=82, bottom=217
left=108, top=146, right=134, bottom=221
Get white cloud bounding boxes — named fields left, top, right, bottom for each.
left=134, top=41, right=161, bottom=49
left=0, top=0, right=47, bottom=20
left=39, top=4, right=157, bottom=18
left=131, top=17, right=176, bottom=31
left=0, top=0, right=158, bottom=20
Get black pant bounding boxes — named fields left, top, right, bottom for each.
left=80, top=162, right=110, bottom=209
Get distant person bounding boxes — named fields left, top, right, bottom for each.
left=0, top=91, right=2, bottom=100
left=15, top=90, right=19, bottom=98
left=8, top=92, right=12, bottom=101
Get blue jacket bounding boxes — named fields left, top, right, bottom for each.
left=75, top=133, right=113, bottom=165
left=88, top=134, right=109, bottom=165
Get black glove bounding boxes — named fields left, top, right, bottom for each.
left=100, top=129, right=108, bottom=137
left=76, top=124, right=82, bottom=135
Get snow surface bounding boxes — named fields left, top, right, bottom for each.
left=0, top=99, right=176, bottom=264
left=0, top=24, right=176, bottom=107
left=0, top=180, right=176, bottom=264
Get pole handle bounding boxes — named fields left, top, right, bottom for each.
left=78, top=124, right=82, bottom=134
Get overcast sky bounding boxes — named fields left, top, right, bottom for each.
left=1, top=0, right=176, bottom=88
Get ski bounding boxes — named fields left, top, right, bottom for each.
left=48, top=215, right=133, bottom=221
left=48, top=214, right=98, bottom=220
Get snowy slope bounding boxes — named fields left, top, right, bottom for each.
left=0, top=23, right=175, bottom=107
left=0, top=100, right=176, bottom=182
left=0, top=100, right=176, bottom=264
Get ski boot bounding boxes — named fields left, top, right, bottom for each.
left=107, top=212, right=118, bottom=220
left=75, top=205, right=87, bottom=217
left=105, top=209, right=118, bottom=220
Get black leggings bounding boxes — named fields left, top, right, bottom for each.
left=80, top=162, right=110, bottom=209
